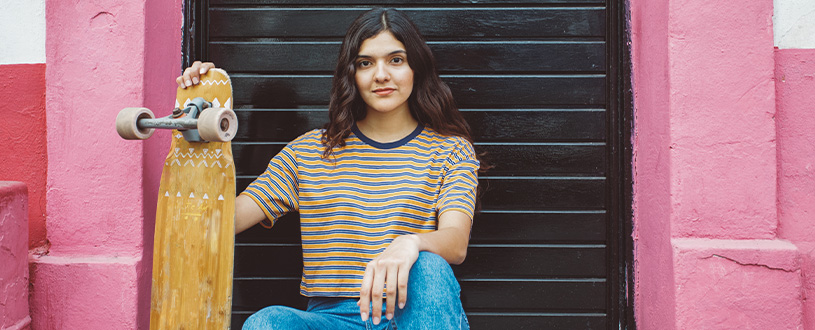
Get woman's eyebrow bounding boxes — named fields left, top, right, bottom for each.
left=356, top=50, right=407, bottom=59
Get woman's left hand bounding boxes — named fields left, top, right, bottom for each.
left=357, top=234, right=421, bottom=325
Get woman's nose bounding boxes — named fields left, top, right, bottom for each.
left=374, top=64, right=390, bottom=82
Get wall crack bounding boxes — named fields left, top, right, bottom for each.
left=705, top=254, right=796, bottom=273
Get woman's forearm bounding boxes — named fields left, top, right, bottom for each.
left=410, top=210, right=472, bottom=265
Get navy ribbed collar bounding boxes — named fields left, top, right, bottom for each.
left=351, top=123, right=424, bottom=149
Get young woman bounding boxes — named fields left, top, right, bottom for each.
left=178, top=8, right=479, bottom=330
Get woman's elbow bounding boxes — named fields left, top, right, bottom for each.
left=451, top=247, right=468, bottom=265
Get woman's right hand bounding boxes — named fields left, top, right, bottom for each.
left=176, top=61, right=216, bottom=89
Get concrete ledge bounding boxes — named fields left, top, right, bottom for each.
left=29, top=255, right=143, bottom=330
left=672, top=238, right=802, bottom=329
left=0, top=181, right=30, bottom=330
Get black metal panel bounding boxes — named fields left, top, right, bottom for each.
left=229, top=312, right=609, bottom=330
left=235, top=211, right=608, bottom=245
left=464, top=110, right=607, bottom=142
left=236, top=177, right=606, bottom=209
left=453, top=245, right=606, bottom=278
left=234, top=143, right=605, bottom=176
left=234, top=244, right=303, bottom=277
left=210, top=8, right=605, bottom=39
left=232, top=278, right=606, bottom=311
left=466, top=314, right=607, bottom=330
left=234, top=244, right=606, bottom=278
left=237, top=213, right=303, bottom=244
left=214, top=0, right=605, bottom=4
left=477, top=144, right=606, bottom=175
left=229, top=75, right=605, bottom=107
left=479, top=178, right=605, bottom=209
left=233, top=278, right=308, bottom=310
left=233, top=109, right=607, bottom=142
left=470, top=212, right=607, bottom=243
left=192, top=0, right=632, bottom=328
left=209, top=41, right=606, bottom=73
left=460, top=279, right=606, bottom=311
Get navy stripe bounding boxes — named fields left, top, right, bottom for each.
left=301, top=229, right=419, bottom=237
left=305, top=274, right=365, bottom=280
left=304, top=265, right=367, bottom=271
left=300, top=212, right=437, bottom=224
left=300, top=200, right=436, bottom=211
left=300, top=178, right=438, bottom=189
left=304, top=247, right=387, bottom=254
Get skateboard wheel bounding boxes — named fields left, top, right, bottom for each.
left=198, top=107, right=238, bottom=142
left=116, top=107, right=155, bottom=140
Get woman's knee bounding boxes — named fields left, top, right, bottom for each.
left=242, top=305, right=308, bottom=330
left=396, top=252, right=466, bottom=329
left=409, top=251, right=460, bottom=294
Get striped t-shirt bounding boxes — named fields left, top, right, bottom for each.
left=241, top=123, right=480, bottom=297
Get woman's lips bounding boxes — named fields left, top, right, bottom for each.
left=373, top=88, right=395, bottom=96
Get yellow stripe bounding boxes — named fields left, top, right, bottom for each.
left=296, top=140, right=456, bottom=155
left=299, top=206, right=436, bottom=219
left=304, top=269, right=367, bottom=276
left=300, top=223, right=436, bottom=234
left=298, top=193, right=436, bottom=205
left=298, top=164, right=444, bottom=176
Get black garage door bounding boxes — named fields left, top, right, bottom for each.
left=183, top=0, right=632, bottom=328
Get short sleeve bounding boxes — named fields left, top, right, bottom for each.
left=437, top=138, right=480, bottom=220
left=240, top=144, right=300, bottom=228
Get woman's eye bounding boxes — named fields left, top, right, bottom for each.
left=357, top=60, right=372, bottom=67
left=391, top=57, right=404, bottom=64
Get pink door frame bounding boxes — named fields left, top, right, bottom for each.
left=630, top=0, right=807, bottom=329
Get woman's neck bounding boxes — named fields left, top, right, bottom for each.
left=356, top=107, right=419, bottom=143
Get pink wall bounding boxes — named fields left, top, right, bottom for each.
left=631, top=0, right=805, bottom=328
left=628, top=0, right=675, bottom=327
left=667, top=0, right=777, bottom=239
left=0, top=182, right=31, bottom=330
left=0, top=64, right=47, bottom=249
left=44, top=0, right=146, bottom=256
left=140, top=0, right=183, bottom=326
left=33, top=0, right=147, bottom=327
left=776, top=48, right=815, bottom=328
left=28, top=0, right=182, bottom=328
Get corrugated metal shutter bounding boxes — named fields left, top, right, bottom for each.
left=191, top=0, right=630, bottom=328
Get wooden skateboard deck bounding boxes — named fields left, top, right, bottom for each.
left=150, top=69, right=235, bottom=329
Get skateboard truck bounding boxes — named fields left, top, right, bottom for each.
left=116, top=97, right=238, bottom=142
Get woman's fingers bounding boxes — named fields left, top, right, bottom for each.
left=385, top=265, right=399, bottom=321
left=176, top=61, right=216, bottom=89
left=359, top=237, right=421, bottom=325
left=199, top=62, right=215, bottom=74
left=358, top=263, right=375, bottom=321
left=370, top=261, right=387, bottom=325
left=396, top=263, right=410, bottom=310
left=183, top=61, right=201, bottom=88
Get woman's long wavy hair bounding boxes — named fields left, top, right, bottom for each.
left=321, top=8, right=473, bottom=158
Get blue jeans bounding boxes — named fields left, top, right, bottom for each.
left=243, top=251, right=470, bottom=330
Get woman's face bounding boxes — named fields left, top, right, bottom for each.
left=354, top=31, right=414, bottom=117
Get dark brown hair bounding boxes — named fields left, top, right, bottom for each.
left=321, top=8, right=473, bottom=158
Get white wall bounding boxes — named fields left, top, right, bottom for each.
left=0, top=0, right=46, bottom=64
left=774, top=0, right=815, bottom=49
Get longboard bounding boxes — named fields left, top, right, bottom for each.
left=116, top=69, right=237, bottom=329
